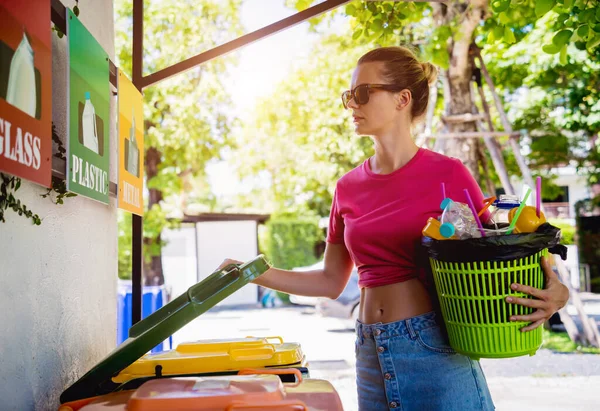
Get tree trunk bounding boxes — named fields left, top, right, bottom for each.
left=144, top=145, right=165, bottom=286
left=432, top=1, right=488, bottom=182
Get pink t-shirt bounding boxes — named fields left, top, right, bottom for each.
left=327, top=148, right=490, bottom=289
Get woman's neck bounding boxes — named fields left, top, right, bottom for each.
left=370, top=130, right=419, bottom=175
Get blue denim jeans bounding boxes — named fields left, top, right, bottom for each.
left=355, top=311, right=495, bottom=411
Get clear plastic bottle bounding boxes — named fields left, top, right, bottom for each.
left=489, top=194, right=521, bottom=228
left=82, top=92, right=99, bottom=154
left=439, top=199, right=482, bottom=239
left=6, top=32, right=37, bottom=117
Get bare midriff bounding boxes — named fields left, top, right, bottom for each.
left=358, top=278, right=434, bottom=324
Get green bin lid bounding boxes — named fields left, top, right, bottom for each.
left=60, top=255, right=271, bottom=404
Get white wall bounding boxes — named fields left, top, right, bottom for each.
left=553, top=172, right=590, bottom=218
left=511, top=167, right=590, bottom=219
left=0, top=2, right=117, bottom=409
left=162, top=225, right=198, bottom=302
left=195, top=220, right=259, bottom=306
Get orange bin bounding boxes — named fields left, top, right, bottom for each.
left=60, top=369, right=343, bottom=411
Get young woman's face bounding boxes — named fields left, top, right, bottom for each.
left=344, top=62, right=405, bottom=136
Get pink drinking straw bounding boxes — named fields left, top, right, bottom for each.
left=441, top=182, right=447, bottom=201
left=536, top=176, right=542, bottom=218
left=464, top=189, right=486, bottom=237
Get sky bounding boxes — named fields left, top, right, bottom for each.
left=206, top=0, right=321, bottom=198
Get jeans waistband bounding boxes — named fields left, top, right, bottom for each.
left=356, top=311, right=441, bottom=340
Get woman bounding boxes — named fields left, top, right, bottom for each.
left=219, top=46, right=569, bottom=410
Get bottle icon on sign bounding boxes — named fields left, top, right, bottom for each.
left=127, top=108, right=140, bottom=177
left=82, top=92, right=99, bottom=154
left=6, top=32, right=37, bottom=117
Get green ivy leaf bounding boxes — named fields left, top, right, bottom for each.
left=577, top=25, right=590, bottom=38
left=587, top=33, right=600, bottom=50
left=371, top=18, right=383, bottom=34
left=579, top=9, right=595, bottom=23
left=492, top=0, right=511, bottom=13
left=559, top=44, right=568, bottom=64
left=563, top=0, right=573, bottom=8
left=345, top=4, right=356, bottom=16
left=494, top=25, right=505, bottom=39
left=542, top=43, right=562, bottom=53
left=535, top=0, right=555, bottom=17
left=352, top=28, right=362, bottom=40
left=499, top=12, right=511, bottom=25
left=552, top=29, right=573, bottom=47
left=504, top=26, right=517, bottom=44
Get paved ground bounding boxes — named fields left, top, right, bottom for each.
left=173, top=305, right=600, bottom=411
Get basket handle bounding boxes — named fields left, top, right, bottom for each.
left=57, top=396, right=98, bottom=411
left=238, top=368, right=303, bottom=384
left=226, top=400, right=307, bottom=411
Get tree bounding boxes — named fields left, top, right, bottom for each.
left=114, top=0, right=243, bottom=284
left=232, top=35, right=375, bottom=216
left=289, top=0, right=599, bottom=183
left=484, top=14, right=600, bottom=199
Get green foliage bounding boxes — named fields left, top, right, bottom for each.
left=114, top=0, right=244, bottom=276
left=259, top=215, right=322, bottom=270
left=486, top=0, right=600, bottom=58
left=0, top=173, right=41, bottom=225
left=485, top=16, right=599, bottom=193
left=118, top=211, right=133, bottom=280
left=233, top=33, right=375, bottom=217
left=542, top=329, right=600, bottom=353
left=548, top=218, right=576, bottom=245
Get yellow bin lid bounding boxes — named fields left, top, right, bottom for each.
left=113, top=336, right=304, bottom=383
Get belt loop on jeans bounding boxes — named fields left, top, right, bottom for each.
left=356, top=322, right=364, bottom=344
left=406, top=318, right=417, bottom=339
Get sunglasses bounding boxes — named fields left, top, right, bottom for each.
left=341, top=84, right=403, bottom=109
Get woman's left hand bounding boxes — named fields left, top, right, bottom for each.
left=505, top=256, right=570, bottom=332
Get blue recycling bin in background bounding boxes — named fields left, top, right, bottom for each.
left=117, top=281, right=172, bottom=353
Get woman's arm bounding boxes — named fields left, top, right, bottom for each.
left=218, top=242, right=355, bottom=300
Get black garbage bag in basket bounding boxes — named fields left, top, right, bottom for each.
left=420, top=223, right=568, bottom=359
left=422, top=223, right=567, bottom=263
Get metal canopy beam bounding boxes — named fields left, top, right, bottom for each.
left=133, top=0, right=351, bottom=89
left=128, top=0, right=355, bottom=325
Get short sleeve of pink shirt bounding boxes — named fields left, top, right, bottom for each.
left=326, top=148, right=490, bottom=289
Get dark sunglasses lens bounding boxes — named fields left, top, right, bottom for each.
left=356, top=85, right=370, bottom=105
left=342, top=91, right=351, bottom=108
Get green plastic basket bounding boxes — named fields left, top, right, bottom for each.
left=429, top=249, right=546, bottom=360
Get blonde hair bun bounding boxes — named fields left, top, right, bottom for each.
left=421, top=62, right=438, bottom=85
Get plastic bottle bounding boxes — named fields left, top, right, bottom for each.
left=127, top=108, right=139, bottom=177
left=6, top=32, right=37, bottom=117
left=489, top=195, right=521, bottom=228
left=422, top=217, right=451, bottom=240
left=82, top=92, right=99, bottom=154
left=439, top=199, right=482, bottom=240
